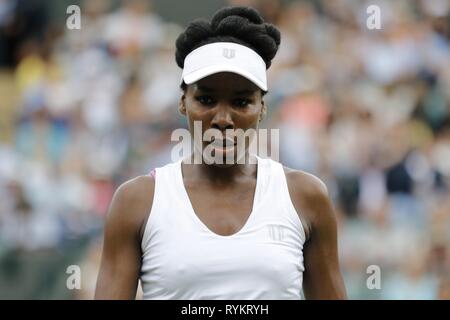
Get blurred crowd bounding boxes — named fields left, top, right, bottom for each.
left=0, top=0, right=449, bottom=299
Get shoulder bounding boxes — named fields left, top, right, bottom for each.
left=283, top=167, right=329, bottom=205
left=113, top=174, right=155, bottom=205
left=282, top=166, right=334, bottom=240
left=106, top=174, right=156, bottom=241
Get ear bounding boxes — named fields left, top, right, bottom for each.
left=179, top=94, right=186, bottom=116
left=259, top=100, right=267, bottom=122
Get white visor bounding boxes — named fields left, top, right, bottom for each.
left=181, top=42, right=267, bottom=91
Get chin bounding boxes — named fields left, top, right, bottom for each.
left=200, top=145, right=250, bottom=166
left=203, top=153, right=249, bottom=167
left=209, top=161, right=237, bottom=168
left=202, top=156, right=237, bottom=167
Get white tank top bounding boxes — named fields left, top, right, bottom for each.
left=140, top=155, right=306, bottom=299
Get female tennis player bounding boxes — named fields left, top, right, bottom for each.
left=95, top=6, right=347, bottom=300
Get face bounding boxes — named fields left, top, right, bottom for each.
left=179, top=72, right=266, bottom=166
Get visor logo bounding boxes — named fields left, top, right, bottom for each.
left=223, top=48, right=235, bottom=59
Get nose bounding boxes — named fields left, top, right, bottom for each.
left=211, top=103, right=234, bottom=131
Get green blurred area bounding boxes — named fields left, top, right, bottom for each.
left=44, top=0, right=227, bottom=26
left=0, top=237, right=91, bottom=299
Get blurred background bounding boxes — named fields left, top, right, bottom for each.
left=0, top=0, right=449, bottom=299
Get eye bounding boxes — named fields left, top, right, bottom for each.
left=195, top=96, right=215, bottom=106
left=233, top=98, right=252, bottom=108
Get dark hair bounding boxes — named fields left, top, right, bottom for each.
left=175, top=6, right=281, bottom=90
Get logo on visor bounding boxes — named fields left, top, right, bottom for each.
left=222, top=48, right=236, bottom=59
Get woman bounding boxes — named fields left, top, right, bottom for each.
left=95, top=6, right=347, bottom=300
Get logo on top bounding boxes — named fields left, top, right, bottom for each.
left=223, top=48, right=236, bottom=59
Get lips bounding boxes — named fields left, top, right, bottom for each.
left=210, top=137, right=236, bottom=148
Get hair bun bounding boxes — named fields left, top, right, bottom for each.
left=175, top=19, right=213, bottom=68
left=175, top=6, right=281, bottom=69
left=211, top=6, right=263, bottom=29
left=265, top=24, right=281, bottom=47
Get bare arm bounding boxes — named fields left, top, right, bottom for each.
left=95, top=175, right=154, bottom=299
left=286, top=170, right=347, bottom=299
